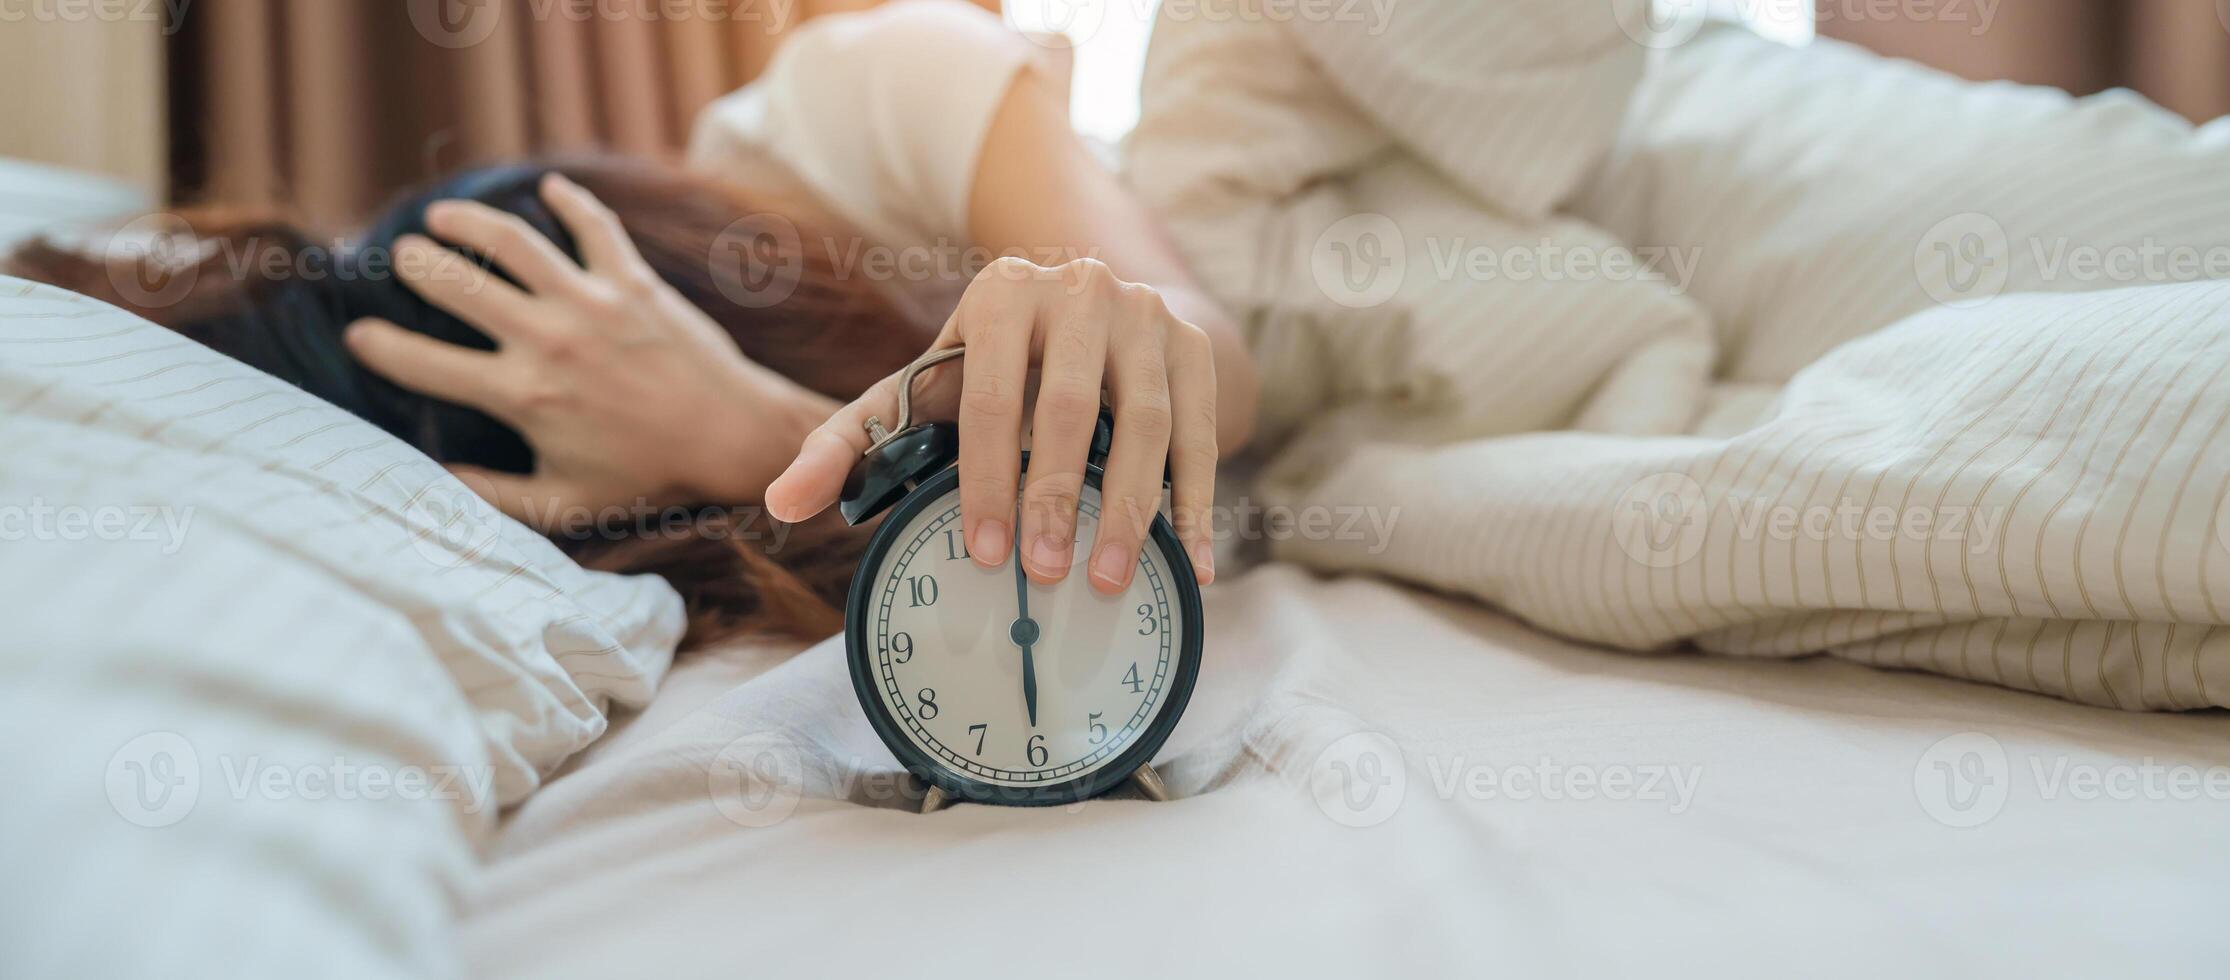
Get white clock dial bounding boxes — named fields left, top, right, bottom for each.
left=867, top=482, right=1180, bottom=787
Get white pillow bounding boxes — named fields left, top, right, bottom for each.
left=0, top=278, right=683, bottom=975
left=0, top=158, right=147, bottom=252
left=1576, top=24, right=2230, bottom=384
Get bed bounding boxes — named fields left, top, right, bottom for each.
left=7, top=11, right=2230, bottom=979
left=463, top=566, right=2230, bottom=977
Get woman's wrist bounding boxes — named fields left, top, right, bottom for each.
left=693, top=364, right=842, bottom=504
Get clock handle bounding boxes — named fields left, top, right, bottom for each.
left=864, top=344, right=967, bottom=452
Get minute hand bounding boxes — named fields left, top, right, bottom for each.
left=1015, top=555, right=1038, bottom=727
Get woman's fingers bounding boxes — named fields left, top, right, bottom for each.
left=1088, top=298, right=1175, bottom=595
left=344, top=318, right=514, bottom=410
left=952, top=297, right=1031, bottom=571
left=1015, top=265, right=1113, bottom=585
left=539, top=174, right=649, bottom=276
left=765, top=369, right=909, bottom=523
left=393, top=234, right=538, bottom=342
left=422, top=199, right=581, bottom=299
left=1166, top=323, right=1219, bottom=585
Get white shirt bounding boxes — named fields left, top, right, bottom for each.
left=686, top=1, right=1033, bottom=284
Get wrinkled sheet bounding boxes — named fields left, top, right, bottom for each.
left=464, top=567, right=2230, bottom=978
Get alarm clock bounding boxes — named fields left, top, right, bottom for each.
left=838, top=346, right=1203, bottom=810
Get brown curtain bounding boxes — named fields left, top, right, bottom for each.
left=1818, top=0, right=2230, bottom=123
left=168, top=0, right=997, bottom=229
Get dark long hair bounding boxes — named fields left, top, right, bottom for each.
left=5, top=156, right=937, bottom=646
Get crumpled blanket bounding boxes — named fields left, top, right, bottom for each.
left=1127, top=7, right=2230, bottom=710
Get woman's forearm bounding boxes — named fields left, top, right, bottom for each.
left=967, top=66, right=1259, bottom=456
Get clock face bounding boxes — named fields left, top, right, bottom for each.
left=846, top=467, right=1198, bottom=803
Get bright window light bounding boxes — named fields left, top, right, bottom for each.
left=1004, top=0, right=1159, bottom=145
left=1006, top=0, right=1818, bottom=144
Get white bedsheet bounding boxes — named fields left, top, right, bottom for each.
left=463, top=567, right=2230, bottom=978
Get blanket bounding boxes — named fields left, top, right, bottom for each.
left=1127, top=9, right=2230, bottom=710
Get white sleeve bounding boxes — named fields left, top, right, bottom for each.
left=687, top=1, right=1033, bottom=248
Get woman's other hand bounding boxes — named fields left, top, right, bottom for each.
left=766, top=257, right=1219, bottom=595
left=344, top=174, right=835, bottom=525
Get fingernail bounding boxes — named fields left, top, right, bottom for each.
left=1028, top=533, right=1071, bottom=580
left=1090, top=543, right=1134, bottom=592
left=971, top=520, right=1010, bottom=566
left=1193, top=549, right=1216, bottom=585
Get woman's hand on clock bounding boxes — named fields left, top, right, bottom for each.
left=767, top=257, right=1220, bottom=595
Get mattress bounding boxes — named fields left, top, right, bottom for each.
left=463, top=566, right=2230, bottom=978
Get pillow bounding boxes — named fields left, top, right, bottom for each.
left=0, top=278, right=683, bottom=974
left=1575, top=24, right=2230, bottom=384
left=0, top=157, right=146, bottom=252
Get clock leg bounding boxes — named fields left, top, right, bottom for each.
left=1128, top=763, right=1171, bottom=802
left=918, top=783, right=949, bottom=814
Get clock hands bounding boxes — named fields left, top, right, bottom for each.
left=1011, top=548, right=1039, bottom=727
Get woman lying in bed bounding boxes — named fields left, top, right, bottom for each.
left=7, top=2, right=1257, bottom=649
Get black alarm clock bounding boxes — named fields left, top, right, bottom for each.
left=838, top=346, right=1203, bottom=810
